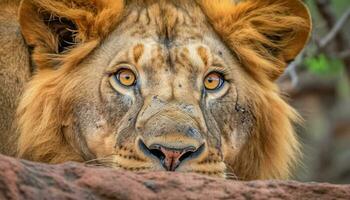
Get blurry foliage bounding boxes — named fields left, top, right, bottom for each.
left=305, top=0, right=349, bottom=66
left=283, top=0, right=350, bottom=184
left=305, top=54, right=344, bottom=76
left=303, top=0, right=350, bottom=98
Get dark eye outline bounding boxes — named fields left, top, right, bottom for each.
left=109, top=67, right=138, bottom=89
left=203, top=71, right=225, bottom=92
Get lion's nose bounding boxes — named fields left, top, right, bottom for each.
left=148, top=144, right=196, bottom=171
left=138, top=140, right=205, bottom=171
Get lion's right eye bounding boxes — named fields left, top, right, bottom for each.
left=109, top=68, right=137, bottom=89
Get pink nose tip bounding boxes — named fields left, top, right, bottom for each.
left=149, top=144, right=196, bottom=171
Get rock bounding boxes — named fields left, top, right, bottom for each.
left=0, top=155, right=349, bottom=200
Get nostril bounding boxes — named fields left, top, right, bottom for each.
left=178, top=150, right=194, bottom=162
left=138, top=140, right=167, bottom=162
left=178, top=144, right=205, bottom=162
left=149, top=147, right=166, bottom=161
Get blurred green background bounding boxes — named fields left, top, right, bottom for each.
left=278, top=0, right=350, bottom=184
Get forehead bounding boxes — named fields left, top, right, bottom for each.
left=104, top=2, right=232, bottom=71
left=122, top=2, right=207, bottom=43
left=113, top=1, right=226, bottom=51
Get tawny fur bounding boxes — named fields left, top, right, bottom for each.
left=0, top=0, right=31, bottom=155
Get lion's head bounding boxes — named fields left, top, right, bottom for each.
left=16, top=0, right=311, bottom=180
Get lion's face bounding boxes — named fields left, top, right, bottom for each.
left=17, top=0, right=311, bottom=180
left=66, top=6, right=252, bottom=177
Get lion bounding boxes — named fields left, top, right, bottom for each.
left=0, top=0, right=311, bottom=180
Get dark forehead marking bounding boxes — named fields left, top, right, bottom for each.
left=166, top=45, right=175, bottom=72
left=150, top=45, right=166, bottom=67
left=164, top=27, right=172, bottom=49
left=176, top=47, right=201, bottom=75
left=133, top=44, right=145, bottom=64
left=141, top=44, right=168, bottom=87
left=197, top=46, right=209, bottom=66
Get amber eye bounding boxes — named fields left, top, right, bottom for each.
left=113, top=68, right=137, bottom=87
left=204, top=72, right=224, bottom=91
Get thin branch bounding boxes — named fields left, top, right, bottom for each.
left=319, top=8, right=350, bottom=48
left=338, top=50, right=350, bottom=60
left=284, top=50, right=306, bottom=87
left=316, top=0, right=345, bottom=51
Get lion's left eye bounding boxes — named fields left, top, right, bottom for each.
left=204, top=72, right=224, bottom=91
left=110, top=68, right=137, bottom=89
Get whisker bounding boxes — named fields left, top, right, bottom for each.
left=225, top=173, right=239, bottom=180
left=84, top=157, right=112, bottom=163
left=84, top=164, right=107, bottom=167
left=84, top=156, right=117, bottom=168
left=84, top=154, right=117, bottom=164
left=85, top=161, right=116, bottom=168
left=225, top=165, right=241, bottom=181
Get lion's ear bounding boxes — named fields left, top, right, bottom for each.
left=199, top=0, right=312, bottom=81
left=19, top=0, right=124, bottom=69
left=19, top=0, right=93, bottom=54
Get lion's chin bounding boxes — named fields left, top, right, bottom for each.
left=92, top=158, right=227, bottom=179
left=113, top=166, right=227, bottom=179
